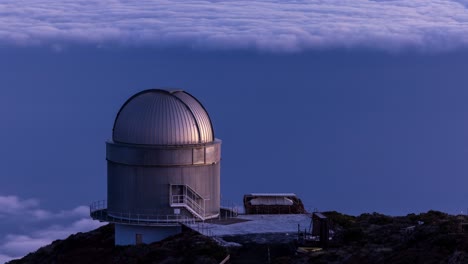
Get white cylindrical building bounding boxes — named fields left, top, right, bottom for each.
left=91, top=89, right=221, bottom=245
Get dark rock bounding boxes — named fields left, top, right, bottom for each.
left=7, top=224, right=227, bottom=264
left=8, top=211, right=468, bottom=264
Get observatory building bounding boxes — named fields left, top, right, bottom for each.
left=91, top=89, right=221, bottom=245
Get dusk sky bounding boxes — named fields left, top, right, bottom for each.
left=2, top=0, right=468, bottom=262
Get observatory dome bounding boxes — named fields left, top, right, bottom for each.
left=113, top=89, right=214, bottom=145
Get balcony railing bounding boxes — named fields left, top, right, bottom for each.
left=89, top=200, right=197, bottom=226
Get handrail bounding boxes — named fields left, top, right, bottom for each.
left=90, top=200, right=107, bottom=213
left=89, top=200, right=198, bottom=226
left=184, top=184, right=208, bottom=201
left=169, top=184, right=208, bottom=220
left=220, top=199, right=239, bottom=217
left=186, top=195, right=204, bottom=214
left=171, top=194, right=206, bottom=220
left=171, top=195, right=205, bottom=215
left=91, top=181, right=214, bottom=222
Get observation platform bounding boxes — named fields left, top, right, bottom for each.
left=90, top=200, right=196, bottom=227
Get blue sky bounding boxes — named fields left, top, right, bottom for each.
left=2, top=0, right=468, bottom=262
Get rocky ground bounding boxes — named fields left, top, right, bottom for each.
left=8, top=211, right=468, bottom=264
left=7, top=225, right=227, bottom=264
left=283, top=210, right=468, bottom=264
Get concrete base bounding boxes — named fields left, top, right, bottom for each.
left=115, top=224, right=182, bottom=246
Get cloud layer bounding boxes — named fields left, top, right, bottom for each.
left=1, top=0, right=468, bottom=51
left=0, top=195, right=104, bottom=263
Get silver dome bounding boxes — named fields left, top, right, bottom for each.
left=113, top=89, right=214, bottom=145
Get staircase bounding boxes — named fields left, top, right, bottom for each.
left=170, top=184, right=210, bottom=221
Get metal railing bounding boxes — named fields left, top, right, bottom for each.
left=220, top=199, right=240, bottom=218
left=191, top=222, right=215, bottom=237
left=170, top=184, right=208, bottom=220
left=90, top=199, right=107, bottom=213
left=89, top=200, right=197, bottom=226
left=171, top=194, right=206, bottom=220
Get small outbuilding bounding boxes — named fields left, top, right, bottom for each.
left=312, top=212, right=329, bottom=248
left=243, top=193, right=305, bottom=214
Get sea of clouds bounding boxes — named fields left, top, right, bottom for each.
left=1, top=0, right=468, bottom=51
left=0, top=195, right=104, bottom=263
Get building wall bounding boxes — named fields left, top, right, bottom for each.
left=107, top=140, right=221, bottom=219
left=115, top=224, right=182, bottom=245
left=106, top=140, right=221, bottom=166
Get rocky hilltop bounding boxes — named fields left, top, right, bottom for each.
left=303, top=210, right=468, bottom=264
left=8, top=211, right=468, bottom=264
left=7, top=225, right=227, bottom=264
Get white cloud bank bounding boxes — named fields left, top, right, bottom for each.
left=0, top=195, right=104, bottom=263
left=1, top=0, right=468, bottom=51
